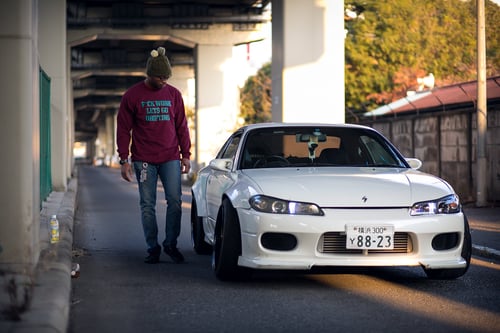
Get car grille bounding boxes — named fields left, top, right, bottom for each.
left=319, top=232, right=412, bottom=254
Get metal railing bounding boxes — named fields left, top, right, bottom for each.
left=39, top=68, right=52, bottom=205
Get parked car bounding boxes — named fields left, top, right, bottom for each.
left=191, top=123, right=471, bottom=281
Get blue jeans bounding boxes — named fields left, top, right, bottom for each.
left=133, top=160, right=182, bottom=252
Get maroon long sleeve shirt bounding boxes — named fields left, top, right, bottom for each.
left=116, top=81, right=191, bottom=163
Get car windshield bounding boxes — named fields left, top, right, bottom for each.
left=239, top=126, right=408, bottom=169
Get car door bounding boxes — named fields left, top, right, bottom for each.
left=205, top=133, right=242, bottom=226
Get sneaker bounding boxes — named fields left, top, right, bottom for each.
left=164, top=246, right=184, bottom=264
left=144, top=253, right=160, bottom=264
left=144, top=246, right=161, bottom=264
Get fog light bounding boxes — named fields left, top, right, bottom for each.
left=432, top=233, right=459, bottom=250
left=261, top=233, right=297, bottom=251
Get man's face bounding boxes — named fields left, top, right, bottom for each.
left=148, top=75, right=168, bottom=89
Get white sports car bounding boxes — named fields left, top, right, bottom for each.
left=191, top=123, right=471, bottom=281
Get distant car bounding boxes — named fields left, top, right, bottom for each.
left=191, top=123, right=471, bottom=281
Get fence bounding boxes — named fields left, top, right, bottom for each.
left=39, top=69, right=51, bottom=204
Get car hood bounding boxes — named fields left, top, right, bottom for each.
left=241, top=167, right=453, bottom=207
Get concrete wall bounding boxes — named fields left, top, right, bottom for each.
left=0, top=0, right=40, bottom=275
left=365, top=107, right=500, bottom=204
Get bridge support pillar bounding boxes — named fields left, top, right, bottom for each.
left=272, top=0, right=345, bottom=124
left=195, top=44, right=239, bottom=167
left=0, top=0, right=39, bottom=273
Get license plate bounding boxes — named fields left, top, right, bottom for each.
left=346, top=225, right=394, bottom=249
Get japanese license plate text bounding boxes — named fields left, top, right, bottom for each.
left=346, top=225, right=394, bottom=249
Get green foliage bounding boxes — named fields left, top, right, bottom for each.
left=239, top=62, right=272, bottom=125
left=345, top=0, right=500, bottom=121
left=486, top=0, right=500, bottom=72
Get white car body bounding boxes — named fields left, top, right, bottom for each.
left=191, top=123, right=471, bottom=281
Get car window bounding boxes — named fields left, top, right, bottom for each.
left=217, top=134, right=241, bottom=160
left=239, top=126, right=406, bottom=169
left=359, top=135, right=402, bottom=166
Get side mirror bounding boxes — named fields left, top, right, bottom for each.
left=405, top=158, right=422, bottom=170
left=209, top=158, right=233, bottom=171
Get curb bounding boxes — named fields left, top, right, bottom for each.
left=12, top=177, right=77, bottom=333
left=472, top=244, right=500, bottom=261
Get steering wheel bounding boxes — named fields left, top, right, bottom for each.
left=253, top=155, right=290, bottom=168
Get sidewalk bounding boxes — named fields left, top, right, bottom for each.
left=463, top=205, right=500, bottom=260
left=0, top=176, right=77, bottom=333
left=0, top=174, right=498, bottom=332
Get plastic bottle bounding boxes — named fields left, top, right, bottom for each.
left=49, top=215, right=60, bottom=244
left=71, top=263, right=80, bottom=278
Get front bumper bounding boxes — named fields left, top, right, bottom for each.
left=236, top=207, right=468, bottom=270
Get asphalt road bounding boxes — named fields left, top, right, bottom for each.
left=69, top=165, right=500, bottom=333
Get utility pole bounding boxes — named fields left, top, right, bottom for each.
left=476, top=0, right=487, bottom=207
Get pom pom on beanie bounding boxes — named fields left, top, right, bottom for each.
left=146, top=47, right=172, bottom=78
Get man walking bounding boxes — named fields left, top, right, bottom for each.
left=116, top=46, right=191, bottom=264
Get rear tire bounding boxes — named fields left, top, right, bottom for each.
left=190, top=196, right=212, bottom=255
left=424, top=215, right=472, bottom=280
left=212, top=198, right=249, bottom=281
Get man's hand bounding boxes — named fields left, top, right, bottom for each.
left=181, top=158, right=191, bottom=174
left=120, top=163, right=133, bottom=182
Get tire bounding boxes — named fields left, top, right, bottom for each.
left=212, top=198, right=249, bottom=281
left=424, top=215, right=472, bottom=280
left=190, top=196, right=212, bottom=255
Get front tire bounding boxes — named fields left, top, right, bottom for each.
left=190, top=196, right=212, bottom=255
left=424, top=215, right=472, bottom=280
left=212, top=198, right=248, bottom=281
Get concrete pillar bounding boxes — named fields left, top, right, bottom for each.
left=195, top=44, right=239, bottom=167
left=95, top=122, right=106, bottom=165
left=93, top=112, right=113, bottom=166
left=272, top=0, right=345, bottom=123
left=66, top=70, right=75, bottom=175
left=105, top=112, right=115, bottom=165
left=170, top=65, right=196, bottom=163
left=170, top=65, right=194, bottom=104
left=67, top=44, right=75, bottom=175
left=0, top=0, right=39, bottom=272
left=39, top=0, right=69, bottom=191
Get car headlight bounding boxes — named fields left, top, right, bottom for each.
left=410, top=194, right=460, bottom=216
left=249, top=195, right=324, bottom=216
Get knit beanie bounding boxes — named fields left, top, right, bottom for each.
left=146, top=47, right=172, bottom=78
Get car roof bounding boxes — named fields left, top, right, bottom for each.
left=239, top=122, right=374, bottom=132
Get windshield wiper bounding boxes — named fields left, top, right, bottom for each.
left=366, top=163, right=404, bottom=168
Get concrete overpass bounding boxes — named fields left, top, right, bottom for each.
left=0, top=0, right=345, bottom=281
left=68, top=0, right=345, bottom=170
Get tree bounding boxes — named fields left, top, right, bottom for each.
left=239, top=62, right=272, bottom=124
left=345, top=0, right=500, bottom=121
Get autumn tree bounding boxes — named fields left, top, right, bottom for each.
left=239, top=62, right=272, bottom=124
left=345, top=0, right=500, bottom=121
